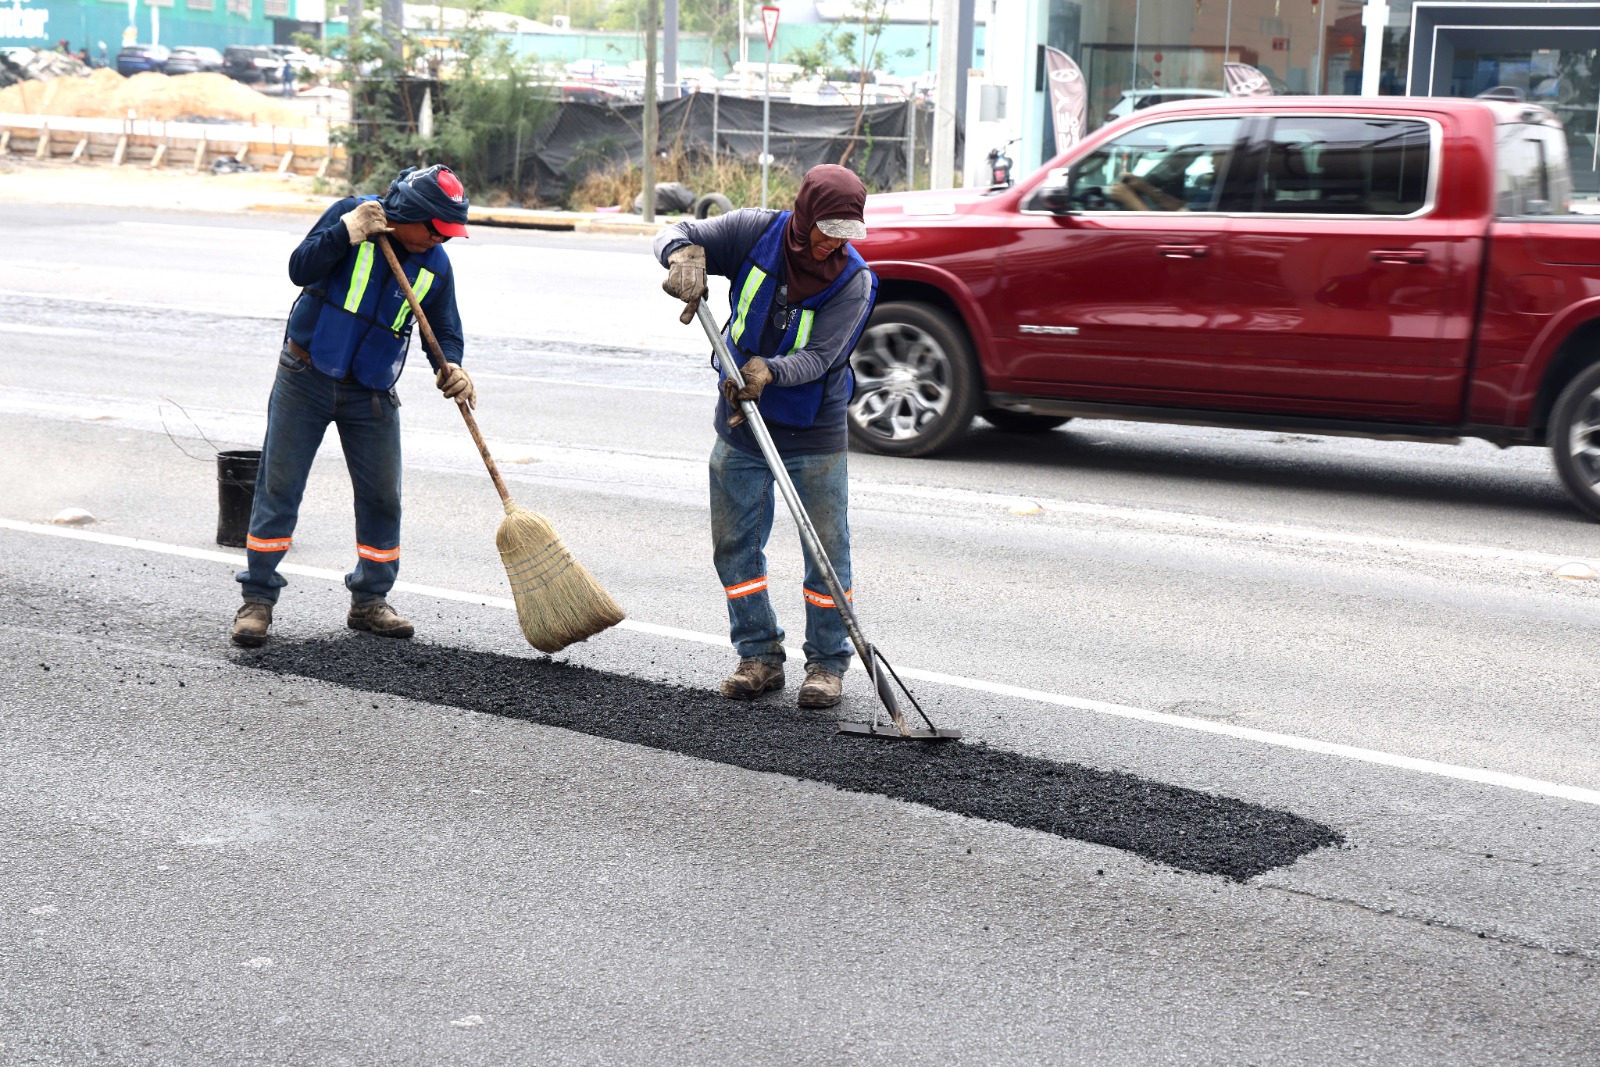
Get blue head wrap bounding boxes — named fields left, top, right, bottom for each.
left=380, top=165, right=470, bottom=227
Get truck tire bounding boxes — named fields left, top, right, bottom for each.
left=982, top=409, right=1071, bottom=433
left=848, top=302, right=981, bottom=457
left=1549, top=361, right=1600, bottom=521
left=693, top=193, right=734, bottom=219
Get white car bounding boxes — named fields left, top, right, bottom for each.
left=1103, top=88, right=1228, bottom=125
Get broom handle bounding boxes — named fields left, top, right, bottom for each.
left=376, top=234, right=513, bottom=506
left=694, top=301, right=909, bottom=734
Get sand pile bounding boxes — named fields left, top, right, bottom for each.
left=0, top=69, right=311, bottom=126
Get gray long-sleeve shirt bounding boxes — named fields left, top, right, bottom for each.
left=655, top=209, right=874, bottom=456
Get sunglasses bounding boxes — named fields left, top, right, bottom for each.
left=423, top=219, right=452, bottom=242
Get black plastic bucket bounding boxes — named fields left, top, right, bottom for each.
left=216, top=450, right=261, bottom=548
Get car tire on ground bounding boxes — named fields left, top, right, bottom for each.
left=848, top=301, right=981, bottom=457
left=693, top=193, right=734, bottom=219
left=1548, top=360, right=1600, bottom=521
left=981, top=409, right=1071, bottom=433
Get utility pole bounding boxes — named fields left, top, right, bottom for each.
left=664, top=0, right=679, bottom=100
left=643, top=0, right=660, bottom=224
left=382, top=0, right=404, bottom=61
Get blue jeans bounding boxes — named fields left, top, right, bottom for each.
left=709, top=437, right=853, bottom=675
left=236, top=351, right=403, bottom=606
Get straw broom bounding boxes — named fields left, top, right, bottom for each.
left=376, top=234, right=625, bottom=653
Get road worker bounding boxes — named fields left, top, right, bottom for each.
left=655, top=164, right=877, bottom=709
left=230, top=164, right=474, bottom=646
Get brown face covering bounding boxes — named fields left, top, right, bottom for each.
left=784, top=165, right=867, bottom=303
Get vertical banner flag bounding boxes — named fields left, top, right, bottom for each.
left=1043, top=46, right=1088, bottom=154
left=1224, top=63, right=1274, bottom=97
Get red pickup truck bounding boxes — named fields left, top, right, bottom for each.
left=849, top=97, right=1600, bottom=519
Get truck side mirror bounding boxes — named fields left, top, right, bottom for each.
left=1029, top=168, right=1076, bottom=214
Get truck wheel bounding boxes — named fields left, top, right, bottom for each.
left=693, top=193, right=733, bottom=219
left=1550, top=362, right=1600, bottom=521
left=848, top=302, right=981, bottom=457
left=982, top=409, right=1071, bottom=433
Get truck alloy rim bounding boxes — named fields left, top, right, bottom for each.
left=849, top=322, right=952, bottom=441
left=1569, top=388, right=1600, bottom=489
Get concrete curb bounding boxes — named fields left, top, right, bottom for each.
left=244, top=196, right=676, bottom=236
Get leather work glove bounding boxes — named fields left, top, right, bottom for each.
left=721, top=356, right=772, bottom=428
left=341, top=200, right=393, bottom=245
left=437, top=362, right=476, bottom=410
left=662, top=244, right=707, bottom=325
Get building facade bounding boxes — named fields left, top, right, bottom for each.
left=1, top=0, right=321, bottom=55
left=977, top=0, right=1600, bottom=193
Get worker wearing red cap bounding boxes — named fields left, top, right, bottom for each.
left=231, top=165, right=473, bottom=646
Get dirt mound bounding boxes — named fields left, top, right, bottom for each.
left=0, top=69, right=311, bottom=126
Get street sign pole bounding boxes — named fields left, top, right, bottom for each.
left=761, top=5, right=779, bottom=209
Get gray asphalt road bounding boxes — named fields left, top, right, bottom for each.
left=1, top=203, right=1597, bottom=1065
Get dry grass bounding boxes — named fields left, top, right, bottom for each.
left=570, top=148, right=802, bottom=213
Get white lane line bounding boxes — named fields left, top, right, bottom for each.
left=4, top=516, right=1598, bottom=809
left=0, top=323, right=102, bottom=337
left=866, top=482, right=1600, bottom=570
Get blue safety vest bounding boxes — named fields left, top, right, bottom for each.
left=720, top=211, right=877, bottom=429
left=305, top=198, right=451, bottom=391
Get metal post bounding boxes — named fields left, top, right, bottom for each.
left=664, top=0, right=678, bottom=101
left=905, top=95, right=915, bottom=190
left=931, top=0, right=960, bottom=188
left=762, top=37, right=772, bottom=208
left=712, top=86, right=720, bottom=163
left=643, top=0, right=659, bottom=223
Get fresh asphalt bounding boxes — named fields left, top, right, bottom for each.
left=1, top=203, right=1597, bottom=1065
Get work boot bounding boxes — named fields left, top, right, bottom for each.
left=230, top=600, right=273, bottom=647
left=798, top=665, right=844, bottom=709
left=347, top=598, right=414, bottom=639
left=720, top=657, right=784, bottom=700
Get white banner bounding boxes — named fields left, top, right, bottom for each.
left=1044, top=46, right=1087, bottom=154
left=1224, top=63, right=1274, bottom=97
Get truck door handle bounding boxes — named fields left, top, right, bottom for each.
left=1157, top=244, right=1209, bottom=258
left=1370, top=249, right=1430, bottom=264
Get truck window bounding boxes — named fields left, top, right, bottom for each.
left=1497, top=123, right=1569, bottom=216
left=1048, top=117, right=1241, bottom=213
left=1254, top=116, right=1431, bottom=216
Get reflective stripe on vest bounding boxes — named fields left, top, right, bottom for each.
left=390, top=268, right=435, bottom=331
left=730, top=266, right=767, bottom=345
left=343, top=242, right=375, bottom=313
left=793, top=309, right=814, bottom=351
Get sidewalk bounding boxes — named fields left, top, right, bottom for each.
left=0, top=157, right=669, bottom=235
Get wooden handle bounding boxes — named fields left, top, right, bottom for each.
left=375, top=234, right=512, bottom=506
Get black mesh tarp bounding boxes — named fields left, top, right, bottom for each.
left=483, top=92, right=937, bottom=204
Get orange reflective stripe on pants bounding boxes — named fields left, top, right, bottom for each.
left=803, top=587, right=852, bottom=608
left=246, top=535, right=292, bottom=553
left=724, top=577, right=768, bottom=599
left=356, top=543, right=401, bottom=563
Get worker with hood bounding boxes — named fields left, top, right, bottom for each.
left=230, top=164, right=474, bottom=646
left=654, top=164, right=877, bottom=709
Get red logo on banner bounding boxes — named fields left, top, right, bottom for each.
left=762, top=5, right=780, bottom=49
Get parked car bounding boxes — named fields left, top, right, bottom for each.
left=223, top=45, right=280, bottom=84
left=851, top=96, right=1600, bottom=520
left=115, top=44, right=169, bottom=76
left=163, top=46, right=223, bottom=76
left=1102, top=88, right=1227, bottom=126
left=267, top=45, right=320, bottom=74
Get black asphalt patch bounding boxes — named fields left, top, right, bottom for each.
left=237, top=637, right=1343, bottom=880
